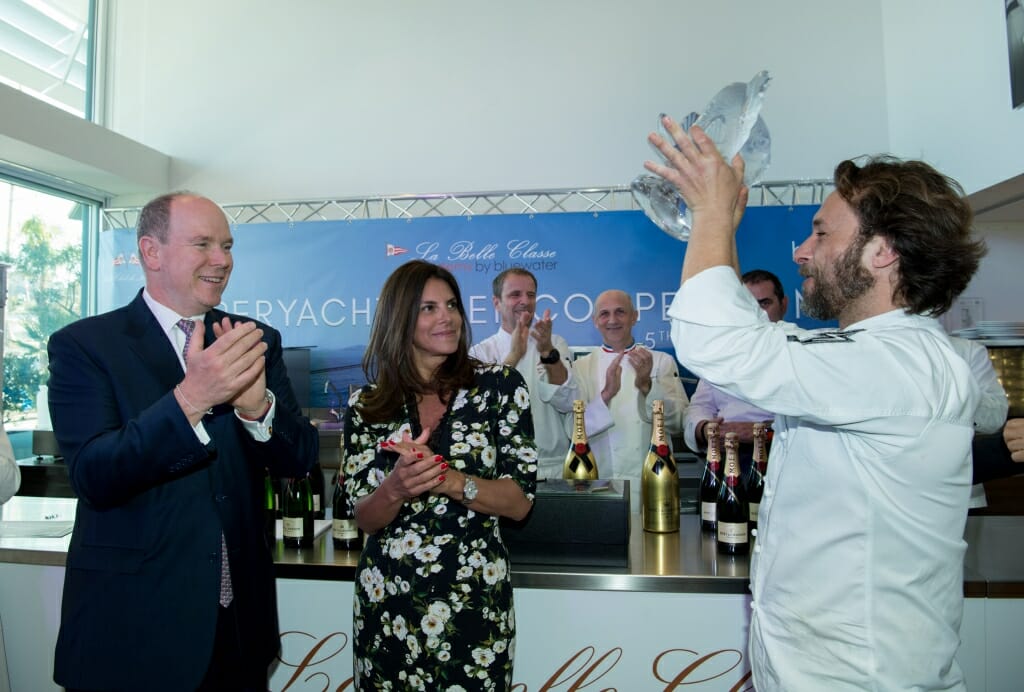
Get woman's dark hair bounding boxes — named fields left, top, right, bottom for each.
left=357, top=260, right=477, bottom=423
left=834, top=156, right=986, bottom=316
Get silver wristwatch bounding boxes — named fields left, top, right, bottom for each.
left=461, top=476, right=479, bottom=505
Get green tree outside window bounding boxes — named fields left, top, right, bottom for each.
left=1, top=216, right=81, bottom=425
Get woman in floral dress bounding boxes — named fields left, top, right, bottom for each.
left=343, top=260, right=537, bottom=691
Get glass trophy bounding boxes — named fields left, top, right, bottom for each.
left=632, top=70, right=772, bottom=241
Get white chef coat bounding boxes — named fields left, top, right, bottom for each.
left=470, top=329, right=579, bottom=479
left=566, top=346, right=687, bottom=510
left=950, top=336, right=1009, bottom=508
left=950, top=336, right=1008, bottom=435
left=669, top=266, right=978, bottom=692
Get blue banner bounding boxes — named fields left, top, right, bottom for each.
left=99, top=207, right=826, bottom=408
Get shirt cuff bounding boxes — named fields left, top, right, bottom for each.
left=236, top=389, right=276, bottom=442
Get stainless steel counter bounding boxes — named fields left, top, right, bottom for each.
left=4, top=496, right=1021, bottom=597
left=270, top=514, right=751, bottom=593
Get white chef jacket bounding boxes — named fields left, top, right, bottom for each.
left=564, top=347, right=687, bottom=510
left=950, top=336, right=1009, bottom=508
left=950, top=336, right=1008, bottom=435
left=470, top=329, right=579, bottom=478
left=669, top=266, right=978, bottom=692
left=683, top=379, right=773, bottom=452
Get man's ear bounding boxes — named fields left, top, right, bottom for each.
left=869, top=237, right=899, bottom=270
left=138, top=236, right=161, bottom=270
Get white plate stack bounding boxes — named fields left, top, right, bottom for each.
left=954, top=321, right=1024, bottom=345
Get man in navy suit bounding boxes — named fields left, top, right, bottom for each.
left=48, top=192, right=319, bottom=691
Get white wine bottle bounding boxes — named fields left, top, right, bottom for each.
left=716, top=432, right=749, bottom=555
left=699, top=421, right=722, bottom=533
left=641, top=400, right=680, bottom=533
left=563, top=400, right=599, bottom=481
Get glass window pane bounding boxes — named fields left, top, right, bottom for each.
left=0, top=0, right=93, bottom=118
left=0, top=179, right=86, bottom=440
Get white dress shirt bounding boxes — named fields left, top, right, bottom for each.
left=670, top=266, right=978, bottom=692
left=683, top=379, right=773, bottom=452
left=470, top=329, right=579, bottom=478
left=564, top=346, right=687, bottom=510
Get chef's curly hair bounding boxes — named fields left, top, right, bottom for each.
left=834, top=156, right=986, bottom=316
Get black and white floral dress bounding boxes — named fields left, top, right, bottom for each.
left=344, top=365, right=537, bottom=691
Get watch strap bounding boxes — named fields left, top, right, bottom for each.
left=539, top=348, right=560, bottom=365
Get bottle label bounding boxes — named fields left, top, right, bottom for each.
left=282, top=516, right=303, bottom=538
left=701, top=501, right=717, bottom=523
left=717, top=521, right=749, bottom=544
left=333, top=519, right=359, bottom=540
left=749, top=502, right=760, bottom=523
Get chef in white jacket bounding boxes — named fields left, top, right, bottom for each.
left=949, top=336, right=1009, bottom=508
left=560, top=289, right=687, bottom=510
left=646, top=119, right=985, bottom=691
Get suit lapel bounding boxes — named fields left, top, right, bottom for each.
left=123, top=291, right=186, bottom=393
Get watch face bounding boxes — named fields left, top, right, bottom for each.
left=463, top=478, right=478, bottom=503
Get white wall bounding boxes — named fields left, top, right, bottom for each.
left=5, top=1, right=1017, bottom=319
left=104, top=0, right=889, bottom=204
left=880, top=2, right=1024, bottom=324
left=881, top=2, right=1024, bottom=197
left=963, top=222, right=1024, bottom=322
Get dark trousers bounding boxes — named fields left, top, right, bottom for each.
left=67, top=603, right=269, bottom=692
left=196, top=602, right=270, bottom=692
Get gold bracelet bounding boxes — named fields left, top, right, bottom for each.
left=175, top=384, right=212, bottom=416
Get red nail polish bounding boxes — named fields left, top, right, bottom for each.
left=440, top=462, right=449, bottom=470
left=416, top=452, right=424, bottom=459
left=438, top=475, right=446, bottom=483
left=434, top=455, right=443, bottom=462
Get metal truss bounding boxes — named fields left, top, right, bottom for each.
left=101, top=180, right=833, bottom=230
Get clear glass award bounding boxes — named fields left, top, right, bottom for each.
left=632, top=71, right=772, bottom=241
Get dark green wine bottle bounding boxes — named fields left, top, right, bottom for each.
left=263, top=469, right=276, bottom=547
left=716, top=432, right=749, bottom=555
left=332, top=471, right=363, bottom=551
left=699, top=421, right=722, bottom=533
left=282, top=476, right=314, bottom=548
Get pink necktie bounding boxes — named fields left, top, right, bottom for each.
left=178, top=319, right=234, bottom=607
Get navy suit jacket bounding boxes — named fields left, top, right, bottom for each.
left=48, top=291, right=318, bottom=691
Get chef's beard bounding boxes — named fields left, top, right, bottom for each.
left=801, top=234, right=875, bottom=321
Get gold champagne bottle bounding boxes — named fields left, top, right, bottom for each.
left=641, top=400, right=680, bottom=533
left=563, top=400, right=599, bottom=480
